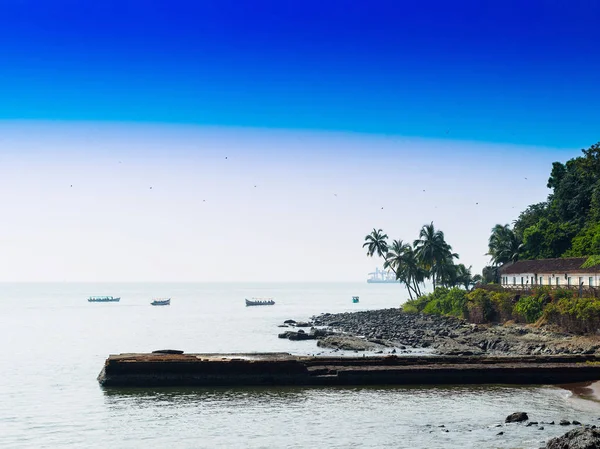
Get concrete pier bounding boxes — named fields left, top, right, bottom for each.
left=98, top=352, right=600, bottom=387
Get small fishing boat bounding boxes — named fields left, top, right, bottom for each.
left=88, top=296, right=120, bottom=302
left=352, top=296, right=360, bottom=303
left=151, top=298, right=171, bottom=306
left=245, top=297, right=275, bottom=306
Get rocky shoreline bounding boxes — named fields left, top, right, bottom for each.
left=278, top=309, right=600, bottom=356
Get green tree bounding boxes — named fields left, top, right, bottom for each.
left=520, top=219, right=578, bottom=259
left=363, top=228, right=389, bottom=259
left=453, top=264, right=477, bottom=290
left=487, top=224, right=522, bottom=266
left=384, top=239, right=417, bottom=300
left=413, top=222, right=458, bottom=289
left=481, top=265, right=499, bottom=284
left=564, top=223, right=600, bottom=257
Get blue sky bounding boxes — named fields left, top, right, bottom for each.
left=0, top=1, right=598, bottom=147
left=0, top=1, right=598, bottom=283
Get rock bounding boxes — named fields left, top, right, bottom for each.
left=295, top=321, right=311, bottom=327
left=561, top=420, right=572, bottom=426
left=497, top=431, right=504, bottom=435
left=283, top=319, right=296, bottom=324
left=528, top=421, right=540, bottom=427
left=539, top=427, right=545, bottom=430
left=152, top=349, right=184, bottom=354
left=573, top=421, right=582, bottom=426
left=506, top=412, right=529, bottom=423
left=309, top=328, right=331, bottom=338
left=317, top=336, right=381, bottom=351
left=279, top=331, right=316, bottom=341
left=545, top=427, right=600, bottom=448
left=288, top=332, right=315, bottom=341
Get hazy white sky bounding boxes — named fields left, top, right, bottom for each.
left=0, top=121, right=577, bottom=282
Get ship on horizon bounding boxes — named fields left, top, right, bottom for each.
left=367, top=267, right=399, bottom=283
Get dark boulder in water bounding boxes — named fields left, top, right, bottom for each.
left=505, top=412, right=529, bottom=423
left=152, top=349, right=184, bottom=355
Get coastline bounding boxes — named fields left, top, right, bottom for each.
left=278, top=308, right=600, bottom=357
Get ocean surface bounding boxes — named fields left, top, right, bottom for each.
left=2, top=282, right=600, bottom=449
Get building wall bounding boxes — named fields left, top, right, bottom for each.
left=500, top=272, right=600, bottom=287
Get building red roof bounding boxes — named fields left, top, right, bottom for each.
left=499, top=258, right=590, bottom=275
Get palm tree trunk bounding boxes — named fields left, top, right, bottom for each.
left=414, top=279, right=422, bottom=297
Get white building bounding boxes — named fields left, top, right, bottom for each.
left=499, top=257, right=600, bottom=289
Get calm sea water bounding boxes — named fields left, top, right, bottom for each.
left=2, top=282, right=600, bottom=449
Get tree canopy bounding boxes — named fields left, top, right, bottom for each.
left=364, top=223, right=473, bottom=299
left=487, top=142, right=600, bottom=264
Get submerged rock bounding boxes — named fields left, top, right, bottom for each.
left=278, top=331, right=316, bottom=341
left=545, top=427, right=600, bottom=448
left=506, top=412, right=529, bottom=423
left=317, top=335, right=383, bottom=351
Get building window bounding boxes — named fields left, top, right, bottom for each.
left=568, top=277, right=572, bottom=286
left=540, top=276, right=543, bottom=285
left=532, top=276, right=535, bottom=285
left=579, top=277, right=584, bottom=286
left=521, top=277, right=524, bottom=285
left=556, top=277, right=559, bottom=286
left=513, top=277, right=516, bottom=285
left=590, top=277, right=594, bottom=287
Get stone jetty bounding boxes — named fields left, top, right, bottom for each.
left=98, top=352, right=600, bottom=388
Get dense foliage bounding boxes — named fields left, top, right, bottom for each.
left=363, top=224, right=479, bottom=300
left=483, top=142, right=600, bottom=268
left=404, top=287, right=600, bottom=333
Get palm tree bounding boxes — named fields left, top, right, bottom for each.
left=384, top=239, right=420, bottom=300
left=414, top=222, right=458, bottom=290
left=482, top=265, right=500, bottom=284
left=454, top=264, right=476, bottom=290
left=363, top=228, right=398, bottom=280
left=363, top=228, right=390, bottom=259
left=402, top=245, right=427, bottom=297
left=487, top=224, right=522, bottom=266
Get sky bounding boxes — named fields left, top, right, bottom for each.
left=0, top=1, right=598, bottom=282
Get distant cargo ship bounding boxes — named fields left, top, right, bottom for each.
left=367, top=267, right=399, bottom=283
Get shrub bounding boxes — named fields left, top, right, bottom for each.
left=466, top=289, right=494, bottom=323
left=403, top=287, right=467, bottom=318
left=553, top=287, right=576, bottom=301
left=544, top=297, right=600, bottom=334
left=402, top=292, right=438, bottom=313
left=513, top=288, right=551, bottom=323
left=490, top=291, right=515, bottom=322
left=513, top=295, right=545, bottom=323
left=402, top=302, right=419, bottom=314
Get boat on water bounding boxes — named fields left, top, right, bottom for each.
left=367, top=267, right=399, bottom=283
left=352, top=296, right=360, bottom=303
left=245, top=297, right=275, bottom=306
left=88, top=296, right=120, bottom=302
left=151, top=298, right=171, bottom=306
